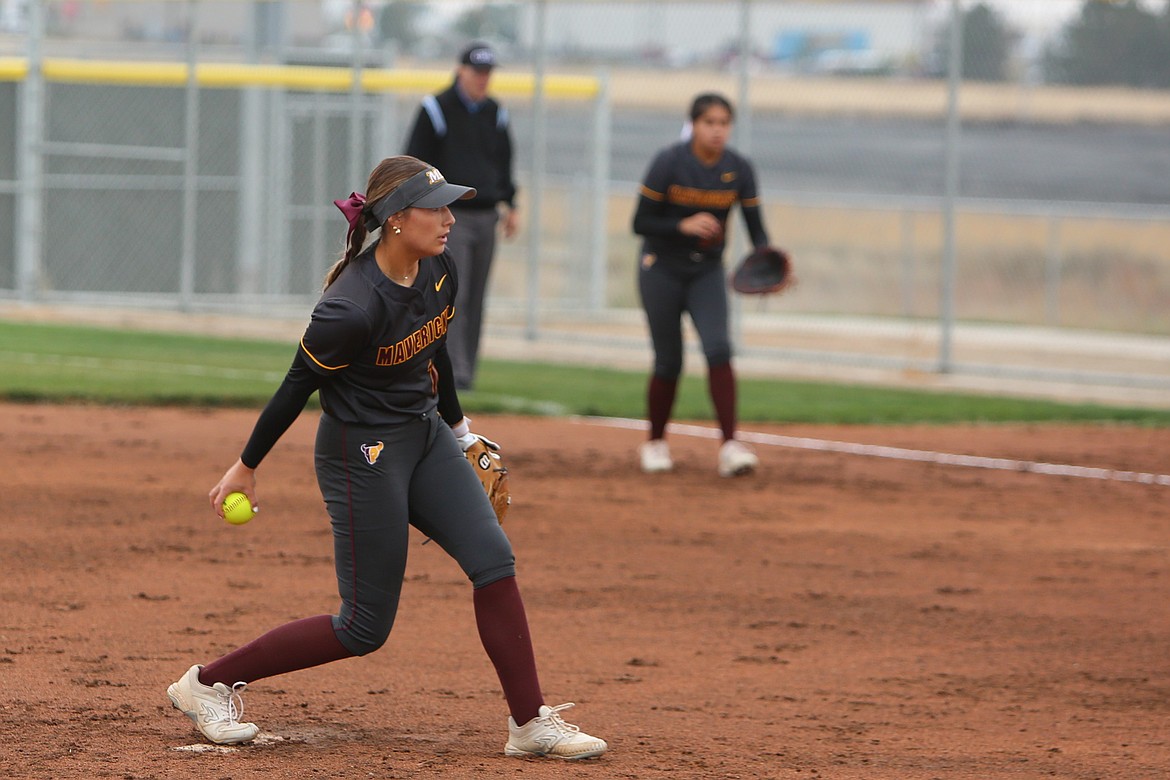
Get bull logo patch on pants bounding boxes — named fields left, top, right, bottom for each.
left=360, top=441, right=385, bottom=465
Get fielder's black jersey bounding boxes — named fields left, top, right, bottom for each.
left=633, top=141, right=768, bottom=263
left=299, top=246, right=459, bottom=424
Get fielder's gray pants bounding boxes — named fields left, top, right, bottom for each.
left=315, top=410, right=515, bottom=656
left=446, top=207, right=500, bottom=389
left=637, top=256, right=733, bottom=378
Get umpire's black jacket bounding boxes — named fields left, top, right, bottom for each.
left=404, top=81, right=517, bottom=212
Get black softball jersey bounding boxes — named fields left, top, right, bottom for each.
left=239, top=246, right=464, bottom=469
left=633, top=141, right=768, bottom=263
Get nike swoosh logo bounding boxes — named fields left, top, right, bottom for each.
left=434, top=274, right=448, bottom=292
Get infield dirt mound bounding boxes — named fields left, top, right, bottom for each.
left=1, top=403, right=1168, bottom=779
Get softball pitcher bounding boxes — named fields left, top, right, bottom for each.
left=166, top=156, right=606, bottom=760
left=632, top=93, right=770, bottom=477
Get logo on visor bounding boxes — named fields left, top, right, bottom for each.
left=425, top=169, right=444, bottom=186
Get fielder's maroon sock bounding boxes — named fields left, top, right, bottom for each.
left=647, top=374, right=679, bottom=440
left=474, top=576, right=544, bottom=725
left=708, top=361, right=738, bottom=441
left=199, top=614, right=354, bottom=686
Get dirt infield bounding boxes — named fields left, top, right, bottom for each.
left=2, top=402, right=1168, bottom=779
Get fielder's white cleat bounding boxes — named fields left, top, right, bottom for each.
left=638, top=439, right=673, bottom=473
left=718, top=439, right=758, bottom=478
left=505, top=703, right=608, bottom=760
left=167, top=664, right=260, bottom=745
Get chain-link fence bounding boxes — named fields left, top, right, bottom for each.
left=2, top=0, right=1169, bottom=398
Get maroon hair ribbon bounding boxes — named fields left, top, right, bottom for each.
left=333, top=192, right=367, bottom=245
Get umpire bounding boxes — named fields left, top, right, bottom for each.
left=404, top=41, right=519, bottom=390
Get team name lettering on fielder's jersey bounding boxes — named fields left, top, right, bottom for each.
left=376, top=307, right=454, bottom=366
left=664, top=184, right=738, bottom=211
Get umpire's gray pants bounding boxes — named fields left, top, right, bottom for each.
left=315, top=410, right=515, bottom=656
left=446, top=207, right=501, bottom=389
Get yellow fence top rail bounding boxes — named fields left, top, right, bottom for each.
left=0, top=57, right=600, bottom=98
left=0, top=58, right=27, bottom=80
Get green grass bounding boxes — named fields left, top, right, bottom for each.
left=2, top=319, right=1168, bottom=425
left=0, top=321, right=297, bottom=406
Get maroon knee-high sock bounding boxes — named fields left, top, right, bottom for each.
left=708, top=361, right=737, bottom=441
left=647, top=374, right=679, bottom=440
left=474, top=576, right=543, bottom=725
left=199, top=614, right=354, bottom=687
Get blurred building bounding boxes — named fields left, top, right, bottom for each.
left=519, top=0, right=934, bottom=73
left=1, top=0, right=338, bottom=53
left=3, top=1, right=932, bottom=72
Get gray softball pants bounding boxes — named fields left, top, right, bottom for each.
left=315, top=410, right=515, bottom=656
left=637, top=256, right=733, bottom=378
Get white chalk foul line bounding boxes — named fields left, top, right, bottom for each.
left=579, top=415, right=1170, bottom=487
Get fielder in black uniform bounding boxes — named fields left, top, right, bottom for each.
left=167, top=156, right=606, bottom=760
left=632, top=93, right=769, bottom=478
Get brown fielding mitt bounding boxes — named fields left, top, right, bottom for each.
left=731, top=246, right=795, bottom=295
left=465, top=438, right=511, bottom=523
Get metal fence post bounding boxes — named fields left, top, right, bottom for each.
left=525, top=0, right=548, bottom=341
left=731, top=0, right=752, bottom=347
left=237, top=2, right=266, bottom=296
left=901, top=209, right=916, bottom=317
left=16, top=0, right=45, bottom=302
left=269, top=87, right=290, bottom=294
left=348, top=0, right=365, bottom=193
left=588, top=69, right=611, bottom=312
left=938, top=0, right=963, bottom=373
left=735, top=0, right=752, bottom=151
left=1044, top=216, right=1063, bottom=327
left=179, top=0, right=200, bottom=310
left=311, top=104, right=329, bottom=286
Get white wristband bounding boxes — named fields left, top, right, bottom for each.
left=451, top=417, right=470, bottom=439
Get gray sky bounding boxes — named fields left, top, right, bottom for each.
left=976, top=0, right=1167, bottom=35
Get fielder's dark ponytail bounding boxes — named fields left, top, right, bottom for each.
left=322, top=222, right=369, bottom=290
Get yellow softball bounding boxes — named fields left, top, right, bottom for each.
left=222, top=491, right=255, bottom=525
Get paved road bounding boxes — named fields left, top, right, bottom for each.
left=516, top=108, right=1170, bottom=207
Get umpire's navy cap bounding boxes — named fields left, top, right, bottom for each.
left=460, top=43, right=497, bottom=70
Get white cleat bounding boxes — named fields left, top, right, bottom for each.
left=638, top=439, right=673, bottom=473
left=505, top=703, right=608, bottom=760
left=167, top=664, right=260, bottom=745
left=718, top=439, right=759, bottom=478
